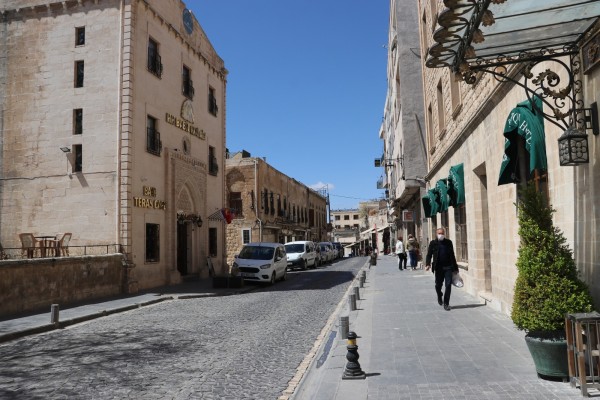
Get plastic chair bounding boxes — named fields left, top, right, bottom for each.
left=55, top=233, right=72, bottom=256
left=19, top=233, right=40, bottom=258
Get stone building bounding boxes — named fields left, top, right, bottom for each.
left=225, top=151, right=327, bottom=265
left=419, top=1, right=600, bottom=313
left=379, top=0, right=429, bottom=253
left=0, top=0, right=228, bottom=290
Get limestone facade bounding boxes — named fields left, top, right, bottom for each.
left=418, top=1, right=600, bottom=314
left=225, top=152, right=328, bottom=266
left=380, top=0, right=429, bottom=255
left=0, top=0, right=228, bottom=290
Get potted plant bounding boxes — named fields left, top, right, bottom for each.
left=511, top=184, right=594, bottom=379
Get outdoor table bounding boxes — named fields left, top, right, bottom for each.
left=35, top=236, right=56, bottom=258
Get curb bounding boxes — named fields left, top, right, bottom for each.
left=282, top=260, right=371, bottom=400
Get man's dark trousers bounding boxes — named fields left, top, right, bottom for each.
left=435, top=266, right=453, bottom=305
left=398, top=253, right=407, bottom=270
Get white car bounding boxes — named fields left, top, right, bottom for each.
left=233, top=242, right=287, bottom=284
left=285, top=241, right=318, bottom=270
left=318, top=242, right=334, bottom=263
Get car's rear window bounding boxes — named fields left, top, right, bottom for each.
left=238, top=246, right=275, bottom=260
left=285, top=244, right=304, bottom=253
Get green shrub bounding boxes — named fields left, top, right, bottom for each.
left=511, top=184, right=594, bottom=334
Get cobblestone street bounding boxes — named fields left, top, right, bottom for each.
left=0, top=258, right=364, bottom=400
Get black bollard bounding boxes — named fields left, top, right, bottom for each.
left=342, top=331, right=366, bottom=379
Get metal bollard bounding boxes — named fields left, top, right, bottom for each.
left=50, top=304, right=60, bottom=326
left=353, top=286, right=360, bottom=301
left=359, top=275, right=365, bottom=288
left=342, top=331, right=366, bottom=379
left=340, top=316, right=349, bottom=339
left=348, top=293, right=357, bottom=311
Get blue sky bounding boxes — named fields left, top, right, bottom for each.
left=191, top=1, right=389, bottom=210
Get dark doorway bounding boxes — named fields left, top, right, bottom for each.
left=177, top=223, right=188, bottom=275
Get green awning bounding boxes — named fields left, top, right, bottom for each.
left=422, top=189, right=439, bottom=218
left=435, top=180, right=450, bottom=213
left=498, top=97, right=547, bottom=185
left=448, top=163, right=465, bottom=207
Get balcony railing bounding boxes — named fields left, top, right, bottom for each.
left=182, top=79, right=195, bottom=99
left=147, top=128, right=162, bottom=156
left=147, top=54, right=163, bottom=78
left=0, top=244, right=122, bottom=260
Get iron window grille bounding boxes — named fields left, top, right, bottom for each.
left=146, top=117, right=162, bottom=156
left=147, top=39, right=163, bottom=78
left=182, top=66, right=194, bottom=99
left=209, top=146, right=218, bottom=176
left=208, top=87, right=218, bottom=116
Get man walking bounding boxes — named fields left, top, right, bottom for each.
left=395, top=236, right=406, bottom=270
left=425, top=228, right=458, bottom=311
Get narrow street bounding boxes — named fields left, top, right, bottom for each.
left=0, top=257, right=364, bottom=400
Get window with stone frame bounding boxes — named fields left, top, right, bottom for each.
left=147, top=38, right=163, bottom=78
left=182, top=65, right=194, bottom=99
left=75, top=26, right=85, bottom=46
left=74, top=60, right=84, bottom=88
left=449, top=72, right=462, bottom=117
left=454, top=204, right=468, bottom=262
left=229, top=192, right=243, bottom=218
left=145, top=223, right=160, bottom=262
left=209, top=87, right=218, bottom=116
left=73, top=109, right=83, bottom=135
left=242, top=229, right=251, bottom=245
left=73, top=144, right=83, bottom=173
left=436, top=80, right=445, bottom=135
left=209, top=228, right=218, bottom=257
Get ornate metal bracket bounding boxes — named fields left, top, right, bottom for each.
left=463, top=51, right=597, bottom=135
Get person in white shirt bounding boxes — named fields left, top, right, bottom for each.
left=395, top=236, right=407, bottom=270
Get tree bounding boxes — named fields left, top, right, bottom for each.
left=511, top=184, right=594, bottom=335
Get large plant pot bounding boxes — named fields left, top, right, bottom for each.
left=524, top=333, right=569, bottom=379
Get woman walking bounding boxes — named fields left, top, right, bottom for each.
left=406, top=234, right=420, bottom=270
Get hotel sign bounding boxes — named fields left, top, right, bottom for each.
left=165, top=99, right=206, bottom=140
left=133, top=186, right=167, bottom=210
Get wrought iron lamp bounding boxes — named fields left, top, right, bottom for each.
left=558, top=126, right=589, bottom=166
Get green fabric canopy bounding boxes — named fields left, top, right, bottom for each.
left=422, top=189, right=439, bottom=218
left=448, top=163, right=465, bottom=207
left=435, top=180, right=450, bottom=213
left=498, top=96, right=547, bottom=185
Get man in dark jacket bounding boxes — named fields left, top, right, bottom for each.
left=425, top=228, right=458, bottom=311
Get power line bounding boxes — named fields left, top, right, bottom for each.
left=330, top=194, right=380, bottom=201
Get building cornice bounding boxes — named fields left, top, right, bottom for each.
left=0, top=0, right=228, bottom=82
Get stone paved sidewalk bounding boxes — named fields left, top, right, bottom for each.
left=293, top=254, right=586, bottom=400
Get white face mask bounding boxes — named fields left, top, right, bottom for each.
left=437, top=234, right=445, bottom=241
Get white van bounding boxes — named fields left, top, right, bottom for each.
left=233, top=242, right=287, bottom=284
left=284, top=241, right=318, bottom=270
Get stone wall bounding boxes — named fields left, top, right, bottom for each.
left=0, top=254, right=124, bottom=317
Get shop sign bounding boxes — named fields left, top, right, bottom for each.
left=133, top=186, right=167, bottom=210
left=402, top=210, right=414, bottom=222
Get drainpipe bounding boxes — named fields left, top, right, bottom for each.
left=254, top=158, right=263, bottom=241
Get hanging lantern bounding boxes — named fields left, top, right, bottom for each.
left=558, top=126, right=589, bottom=166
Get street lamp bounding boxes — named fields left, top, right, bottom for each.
left=558, top=126, right=589, bottom=166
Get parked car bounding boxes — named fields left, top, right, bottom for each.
left=318, top=242, right=334, bottom=263
left=233, top=242, right=287, bottom=284
left=332, top=242, right=344, bottom=259
left=285, top=241, right=318, bottom=270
